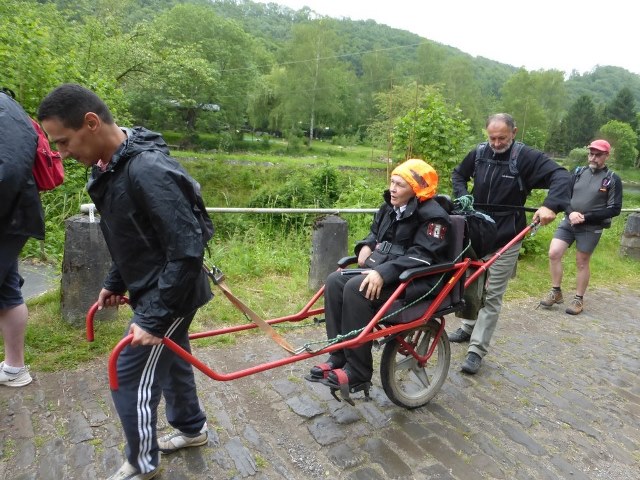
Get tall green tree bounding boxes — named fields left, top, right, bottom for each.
left=271, top=20, right=356, bottom=142
left=130, top=3, right=262, bottom=132
left=603, top=87, right=638, bottom=129
left=545, top=120, right=568, bottom=156
left=500, top=69, right=566, bottom=149
left=0, top=0, right=76, bottom=111
left=439, top=56, right=485, bottom=133
left=415, top=41, right=446, bottom=86
left=356, top=49, right=397, bottom=131
left=563, top=94, right=600, bottom=152
left=1, top=0, right=130, bottom=117
left=368, top=82, right=431, bottom=153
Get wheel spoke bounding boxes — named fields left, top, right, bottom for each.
left=395, top=355, right=417, bottom=371
left=410, top=365, right=431, bottom=388
left=415, top=331, right=433, bottom=356
left=380, top=320, right=450, bottom=409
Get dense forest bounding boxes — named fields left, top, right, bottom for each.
left=3, top=0, right=640, bottom=166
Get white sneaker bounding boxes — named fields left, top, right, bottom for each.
left=158, top=422, right=209, bottom=454
left=0, top=361, right=32, bottom=387
left=106, top=461, right=159, bottom=480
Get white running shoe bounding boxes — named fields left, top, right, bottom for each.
left=0, top=361, right=32, bottom=387
left=158, top=422, right=209, bottom=454
left=106, top=461, right=159, bottom=480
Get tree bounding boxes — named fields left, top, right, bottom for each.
left=562, top=95, right=600, bottom=152
left=391, top=84, right=471, bottom=174
left=415, top=41, right=446, bottom=86
left=271, top=20, right=356, bottom=143
left=0, top=0, right=76, bottom=111
left=545, top=119, right=568, bottom=156
left=500, top=69, right=567, bottom=149
left=368, top=82, right=432, bottom=154
left=356, top=49, right=397, bottom=131
left=599, top=120, right=638, bottom=168
left=603, top=87, right=638, bottom=129
left=439, top=56, right=485, bottom=133
left=0, top=0, right=130, bottom=117
left=128, top=3, right=262, bottom=133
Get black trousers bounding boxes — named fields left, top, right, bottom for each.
left=323, top=271, right=396, bottom=382
left=111, top=309, right=206, bottom=473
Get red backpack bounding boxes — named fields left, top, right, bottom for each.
left=30, top=118, right=64, bottom=191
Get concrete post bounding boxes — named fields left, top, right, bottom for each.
left=620, top=212, right=640, bottom=260
left=61, top=214, right=116, bottom=326
left=308, top=215, right=348, bottom=291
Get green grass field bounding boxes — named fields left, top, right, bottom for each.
left=10, top=141, right=640, bottom=371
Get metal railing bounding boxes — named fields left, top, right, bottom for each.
left=80, top=204, right=640, bottom=215
left=81, top=204, right=378, bottom=215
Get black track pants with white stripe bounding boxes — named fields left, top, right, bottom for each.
left=111, top=311, right=207, bottom=474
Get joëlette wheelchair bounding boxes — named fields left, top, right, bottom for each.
left=86, top=215, right=536, bottom=409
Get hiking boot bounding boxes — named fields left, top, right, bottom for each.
left=448, top=328, right=471, bottom=343
left=461, top=352, right=482, bottom=374
left=0, top=362, right=32, bottom=387
left=539, top=288, right=563, bottom=307
left=158, top=422, right=209, bottom=454
left=565, top=297, right=584, bottom=315
left=107, top=461, right=159, bottom=480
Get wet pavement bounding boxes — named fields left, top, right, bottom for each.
left=1, top=286, right=639, bottom=479
left=18, top=261, right=59, bottom=301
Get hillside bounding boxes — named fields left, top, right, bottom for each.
left=209, top=0, right=640, bottom=104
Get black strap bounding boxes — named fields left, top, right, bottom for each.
left=376, top=241, right=405, bottom=255
left=475, top=141, right=526, bottom=192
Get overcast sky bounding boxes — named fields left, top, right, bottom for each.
left=254, top=0, right=638, bottom=76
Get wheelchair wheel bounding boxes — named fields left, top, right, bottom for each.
left=380, top=319, right=450, bottom=409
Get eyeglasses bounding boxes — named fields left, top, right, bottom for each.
left=588, top=151, right=607, bottom=158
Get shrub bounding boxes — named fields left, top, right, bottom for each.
left=567, top=147, right=588, bottom=165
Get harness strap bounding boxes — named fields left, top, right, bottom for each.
left=375, top=241, right=406, bottom=255
left=204, top=265, right=297, bottom=355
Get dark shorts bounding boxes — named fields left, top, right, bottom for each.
left=553, top=219, right=602, bottom=254
left=0, top=235, right=28, bottom=310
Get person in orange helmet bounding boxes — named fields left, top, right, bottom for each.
left=306, top=159, right=452, bottom=398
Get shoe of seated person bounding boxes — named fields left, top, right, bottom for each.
left=158, top=422, right=209, bottom=454
left=305, top=354, right=346, bottom=382
left=321, top=365, right=372, bottom=405
left=107, top=461, right=159, bottom=480
left=448, top=328, right=471, bottom=343
left=461, top=352, right=482, bottom=374
left=0, top=362, right=32, bottom=387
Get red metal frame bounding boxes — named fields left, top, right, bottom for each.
left=86, top=223, right=535, bottom=391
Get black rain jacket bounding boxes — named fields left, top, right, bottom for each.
left=355, top=192, right=452, bottom=300
left=452, top=142, right=570, bottom=249
left=0, top=92, right=44, bottom=239
left=87, top=127, right=213, bottom=337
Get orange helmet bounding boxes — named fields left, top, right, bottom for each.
left=391, top=159, right=438, bottom=201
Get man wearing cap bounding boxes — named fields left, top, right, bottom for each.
left=539, top=139, right=622, bottom=314
left=450, top=113, right=570, bottom=374
left=305, top=159, right=451, bottom=396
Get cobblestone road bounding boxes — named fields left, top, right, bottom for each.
left=1, top=287, right=638, bottom=479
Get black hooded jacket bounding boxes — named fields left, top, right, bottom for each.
left=0, top=92, right=45, bottom=239
left=452, top=142, right=570, bottom=249
left=87, top=127, right=213, bottom=337
left=354, top=192, right=452, bottom=300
